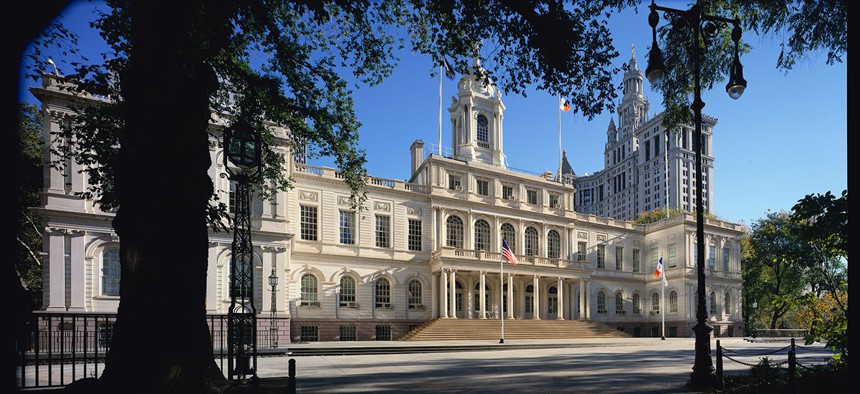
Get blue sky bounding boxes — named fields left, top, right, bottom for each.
left=20, top=1, right=847, bottom=226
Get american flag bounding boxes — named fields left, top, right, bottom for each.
left=501, top=238, right=518, bottom=265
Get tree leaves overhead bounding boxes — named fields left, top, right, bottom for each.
left=407, top=0, right=636, bottom=119
left=36, top=0, right=638, bottom=225
left=647, top=0, right=846, bottom=131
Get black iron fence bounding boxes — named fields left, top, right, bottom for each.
left=15, top=312, right=289, bottom=389
left=716, top=337, right=837, bottom=391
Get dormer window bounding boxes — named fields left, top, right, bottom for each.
left=476, top=114, right=489, bottom=148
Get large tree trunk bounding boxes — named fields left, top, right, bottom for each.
left=80, top=2, right=227, bottom=392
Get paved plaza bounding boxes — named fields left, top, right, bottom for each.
left=250, top=337, right=832, bottom=393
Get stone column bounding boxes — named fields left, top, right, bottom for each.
left=507, top=272, right=514, bottom=319
left=449, top=269, right=457, bottom=319
left=440, top=269, right=448, bottom=318
left=68, top=231, right=86, bottom=311
left=480, top=271, right=487, bottom=319
left=579, top=278, right=586, bottom=321
left=45, top=229, right=67, bottom=312
left=557, top=277, right=564, bottom=320
left=532, top=275, right=540, bottom=320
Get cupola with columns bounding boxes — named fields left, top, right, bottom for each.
left=447, top=56, right=507, bottom=168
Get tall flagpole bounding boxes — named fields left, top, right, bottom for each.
left=661, top=253, right=666, bottom=340
left=663, top=131, right=669, bottom=341
left=439, top=64, right=443, bottom=156
left=499, top=256, right=505, bottom=344
left=557, top=95, right=562, bottom=179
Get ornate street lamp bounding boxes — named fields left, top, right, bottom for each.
left=268, top=267, right=279, bottom=348
left=646, top=0, right=746, bottom=390
left=224, top=118, right=262, bottom=381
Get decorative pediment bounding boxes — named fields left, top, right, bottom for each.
left=407, top=207, right=422, bottom=216
left=596, top=234, right=607, bottom=242
left=338, top=196, right=351, bottom=206
left=578, top=231, right=588, bottom=240
left=374, top=202, right=391, bottom=212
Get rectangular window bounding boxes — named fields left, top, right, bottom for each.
left=632, top=249, right=640, bottom=272
left=578, top=241, right=587, bottom=261
left=645, top=140, right=651, bottom=161
left=527, top=189, right=538, bottom=205
left=668, top=326, right=677, bottom=337
left=722, top=247, right=730, bottom=272
left=375, top=215, right=390, bottom=248
left=408, top=219, right=422, bottom=251
left=476, top=179, right=489, bottom=196
left=549, top=194, right=560, bottom=208
left=300, top=205, right=318, bottom=241
left=448, top=175, right=462, bottom=190
left=597, top=245, right=605, bottom=269
left=339, top=325, right=357, bottom=341
left=300, top=325, right=319, bottom=342
left=615, top=246, right=623, bottom=270
left=339, top=210, right=355, bottom=244
left=502, top=185, right=514, bottom=200
left=650, top=246, right=659, bottom=273
left=228, top=180, right=237, bottom=215
left=668, top=244, right=677, bottom=268
left=708, top=245, right=715, bottom=270
left=375, top=325, right=392, bottom=341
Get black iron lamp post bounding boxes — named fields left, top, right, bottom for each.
left=224, top=118, right=262, bottom=381
left=268, top=267, right=279, bottom=348
left=645, top=0, right=746, bottom=390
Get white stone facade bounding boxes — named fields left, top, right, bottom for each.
left=32, top=56, right=744, bottom=343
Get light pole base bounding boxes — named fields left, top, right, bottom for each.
left=499, top=338, right=504, bottom=344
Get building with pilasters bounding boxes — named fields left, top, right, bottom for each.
left=32, top=51, right=744, bottom=343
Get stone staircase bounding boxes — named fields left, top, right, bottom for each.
left=400, top=318, right=630, bottom=341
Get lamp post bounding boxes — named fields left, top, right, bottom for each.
left=224, top=118, right=262, bottom=381
left=268, top=267, right=278, bottom=348
left=645, top=0, right=746, bottom=390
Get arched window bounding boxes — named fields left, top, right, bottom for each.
left=301, top=274, right=318, bottom=305
left=633, top=293, right=641, bottom=314
left=615, top=291, right=624, bottom=314
left=500, top=223, right=516, bottom=252
left=474, top=219, right=490, bottom=251
left=724, top=292, right=731, bottom=315
left=476, top=114, right=489, bottom=148
left=524, top=227, right=539, bottom=258
left=376, top=278, right=391, bottom=308
left=525, top=285, right=534, bottom=314
left=669, top=290, right=678, bottom=313
left=446, top=216, right=464, bottom=248
left=710, top=292, right=717, bottom=315
left=597, top=291, right=606, bottom=313
left=652, top=292, right=660, bottom=313
left=473, top=282, right=489, bottom=315
left=340, top=276, right=356, bottom=307
left=548, top=286, right=558, bottom=314
left=408, top=280, right=422, bottom=309
left=547, top=230, right=561, bottom=259
left=101, top=247, right=120, bottom=296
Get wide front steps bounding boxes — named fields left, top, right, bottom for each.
left=401, top=318, right=630, bottom=341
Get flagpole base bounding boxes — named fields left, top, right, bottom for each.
left=499, top=338, right=504, bottom=344
left=661, top=336, right=666, bottom=340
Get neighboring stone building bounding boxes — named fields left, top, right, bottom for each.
left=31, top=51, right=744, bottom=344
left=573, top=47, right=716, bottom=221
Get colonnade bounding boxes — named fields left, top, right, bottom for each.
left=437, top=268, right=591, bottom=321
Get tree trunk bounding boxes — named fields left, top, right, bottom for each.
left=85, top=2, right=227, bottom=392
